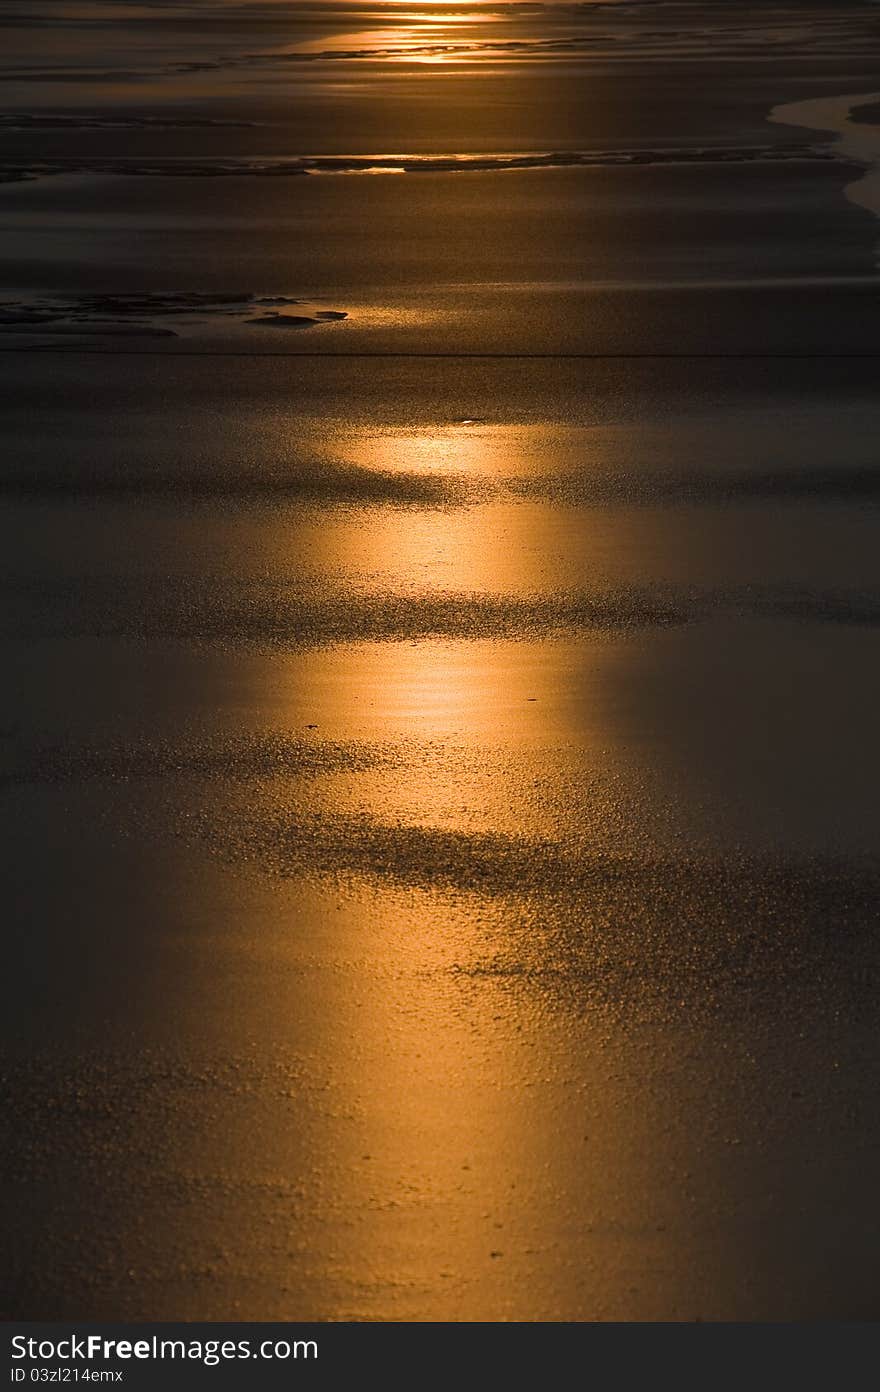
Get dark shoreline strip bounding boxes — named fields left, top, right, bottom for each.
left=3, top=348, right=880, bottom=359
left=0, top=143, right=832, bottom=185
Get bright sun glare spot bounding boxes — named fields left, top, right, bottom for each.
left=349, top=426, right=520, bottom=478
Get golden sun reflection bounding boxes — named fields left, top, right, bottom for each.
left=283, top=637, right=631, bottom=843
left=290, top=5, right=499, bottom=65
left=338, top=421, right=558, bottom=477
left=312, top=421, right=607, bottom=596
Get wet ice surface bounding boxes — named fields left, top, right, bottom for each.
left=2, top=0, right=880, bottom=1323
left=1, top=163, right=878, bottom=355
left=3, top=356, right=880, bottom=1321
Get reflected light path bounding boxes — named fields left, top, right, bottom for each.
left=225, top=416, right=695, bottom=1315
